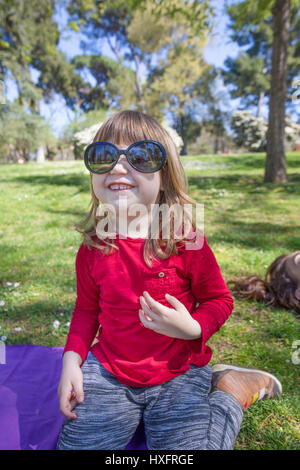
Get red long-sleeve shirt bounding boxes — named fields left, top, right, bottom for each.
left=64, top=232, right=234, bottom=387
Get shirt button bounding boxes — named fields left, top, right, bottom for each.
left=158, top=272, right=165, bottom=278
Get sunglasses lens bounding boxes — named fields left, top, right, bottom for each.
left=85, top=143, right=117, bottom=173
left=85, top=141, right=166, bottom=173
left=128, top=142, right=165, bottom=172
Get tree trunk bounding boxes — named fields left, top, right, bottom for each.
left=0, top=80, right=5, bottom=104
left=177, top=115, right=187, bottom=155
left=264, top=0, right=290, bottom=183
left=130, top=45, right=146, bottom=113
left=214, top=137, right=219, bottom=154
left=36, top=146, right=45, bottom=162
left=257, top=90, right=265, bottom=118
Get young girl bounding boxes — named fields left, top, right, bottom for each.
left=57, top=110, right=282, bottom=450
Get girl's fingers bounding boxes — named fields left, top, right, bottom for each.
left=60, top=396, right=77, bottom=419
left=139, top=294, right=161, bottom=319
left=142, top=310, right=152, bottom=321
left=164, top=293, right=184, bottom=310
left=64, top=405, right=78, bottom=419
left=139, top=299, right=151, bottom=318
left=143, top=291, right=172, bottom=315
left=139, top=309, right=157, bottom=330
left=59, top=389, right=80, bottom=419
left=70, top=392, right=78, bottom=409
left=73, top=383, right=84, bottom=404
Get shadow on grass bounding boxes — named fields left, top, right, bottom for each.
left=2, top=173, right=90, bottom=192
left=210, top=219, right=300, bottom=252
left=187, top=172, right=300, bottom=194
left=46, top=208, right=87, bottom=219
left=183, top=152, right=300, bottom=171
left=216, top=153, right=300, bottom=170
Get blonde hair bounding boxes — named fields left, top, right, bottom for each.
left=75, top=110, right=199, bottom=267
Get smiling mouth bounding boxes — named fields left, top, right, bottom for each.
left=108, top=184, right=135, bottom=192
left=109, top=187, right=135, bottom=192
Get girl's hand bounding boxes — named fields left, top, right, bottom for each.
left=58, top=352, right=84, bottom=419
left=139, top=291, right=202, bottom=340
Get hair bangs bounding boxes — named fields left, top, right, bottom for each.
left=93, top=110, right=164, bottom=146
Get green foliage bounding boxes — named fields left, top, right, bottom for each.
left=223, top=54, right=270, bottom=110
left=226, top=0, right=274, bottom=27
left=147, top=38, right=213, bottom=150
left=62, top=108, right=107, bottom=138
left=67, top=0, right=212, bottom=37
left=127, top=3, right=175, bottom=56
left=0, top=0, right=214, bottom=151
left=145, top=0, right=212, bottom=37
left=71, top=54, right=136, bottom=111
left=66, top=0, right=213, bottom=122
left=0, top=0, right=84, bottom=110
left=0, top=102, right=55, bottom=162
left=223, top=0, right=300, bottom=114
left=37, top=50, right=83, bottom=107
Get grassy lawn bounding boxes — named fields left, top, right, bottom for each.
left=0, top=152, right=299, bottom=450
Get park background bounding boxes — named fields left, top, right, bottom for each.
left=0, top=0, right=299, bottom=450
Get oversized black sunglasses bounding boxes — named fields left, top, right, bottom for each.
left=84, top=140, right=167, bottom=174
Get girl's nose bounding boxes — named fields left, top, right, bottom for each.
left=110, top=154, right=128, bottom=174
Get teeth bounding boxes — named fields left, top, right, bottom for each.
left=110, top=184, right=133, bottom=190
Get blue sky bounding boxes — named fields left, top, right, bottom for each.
left=5, top=0, right=248, bottom=137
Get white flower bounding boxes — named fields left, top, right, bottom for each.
left=0, top=300, right=5, bottom=307
left=14, top=327, right=22, bottom=332
left=13, top=282, right=20, bottom=288
left=52, top=320, right=60, bottom=329
left=6, top=282, right=13, bottom=286
left=65, top=322, right=71, bottom=327
left=74, top=123, right=101, bottom=147
left=1, top=335, right=7, bottom=342
left=162, top=124, right=184, bottom=154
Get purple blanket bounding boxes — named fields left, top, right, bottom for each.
left=0, top=345, right=147, bottom=450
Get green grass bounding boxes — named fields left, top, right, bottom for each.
left=0, top=152, right=299, bottom=450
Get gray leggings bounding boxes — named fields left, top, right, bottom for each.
left=57, top=352, right=243, bottom=450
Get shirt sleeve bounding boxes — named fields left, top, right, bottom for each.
left=185, top=232, right=234, bottom=354
left=63, top=243, right=101, bottom=363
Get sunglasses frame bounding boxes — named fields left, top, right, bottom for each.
left=84, top=140, right=167, bottom=174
